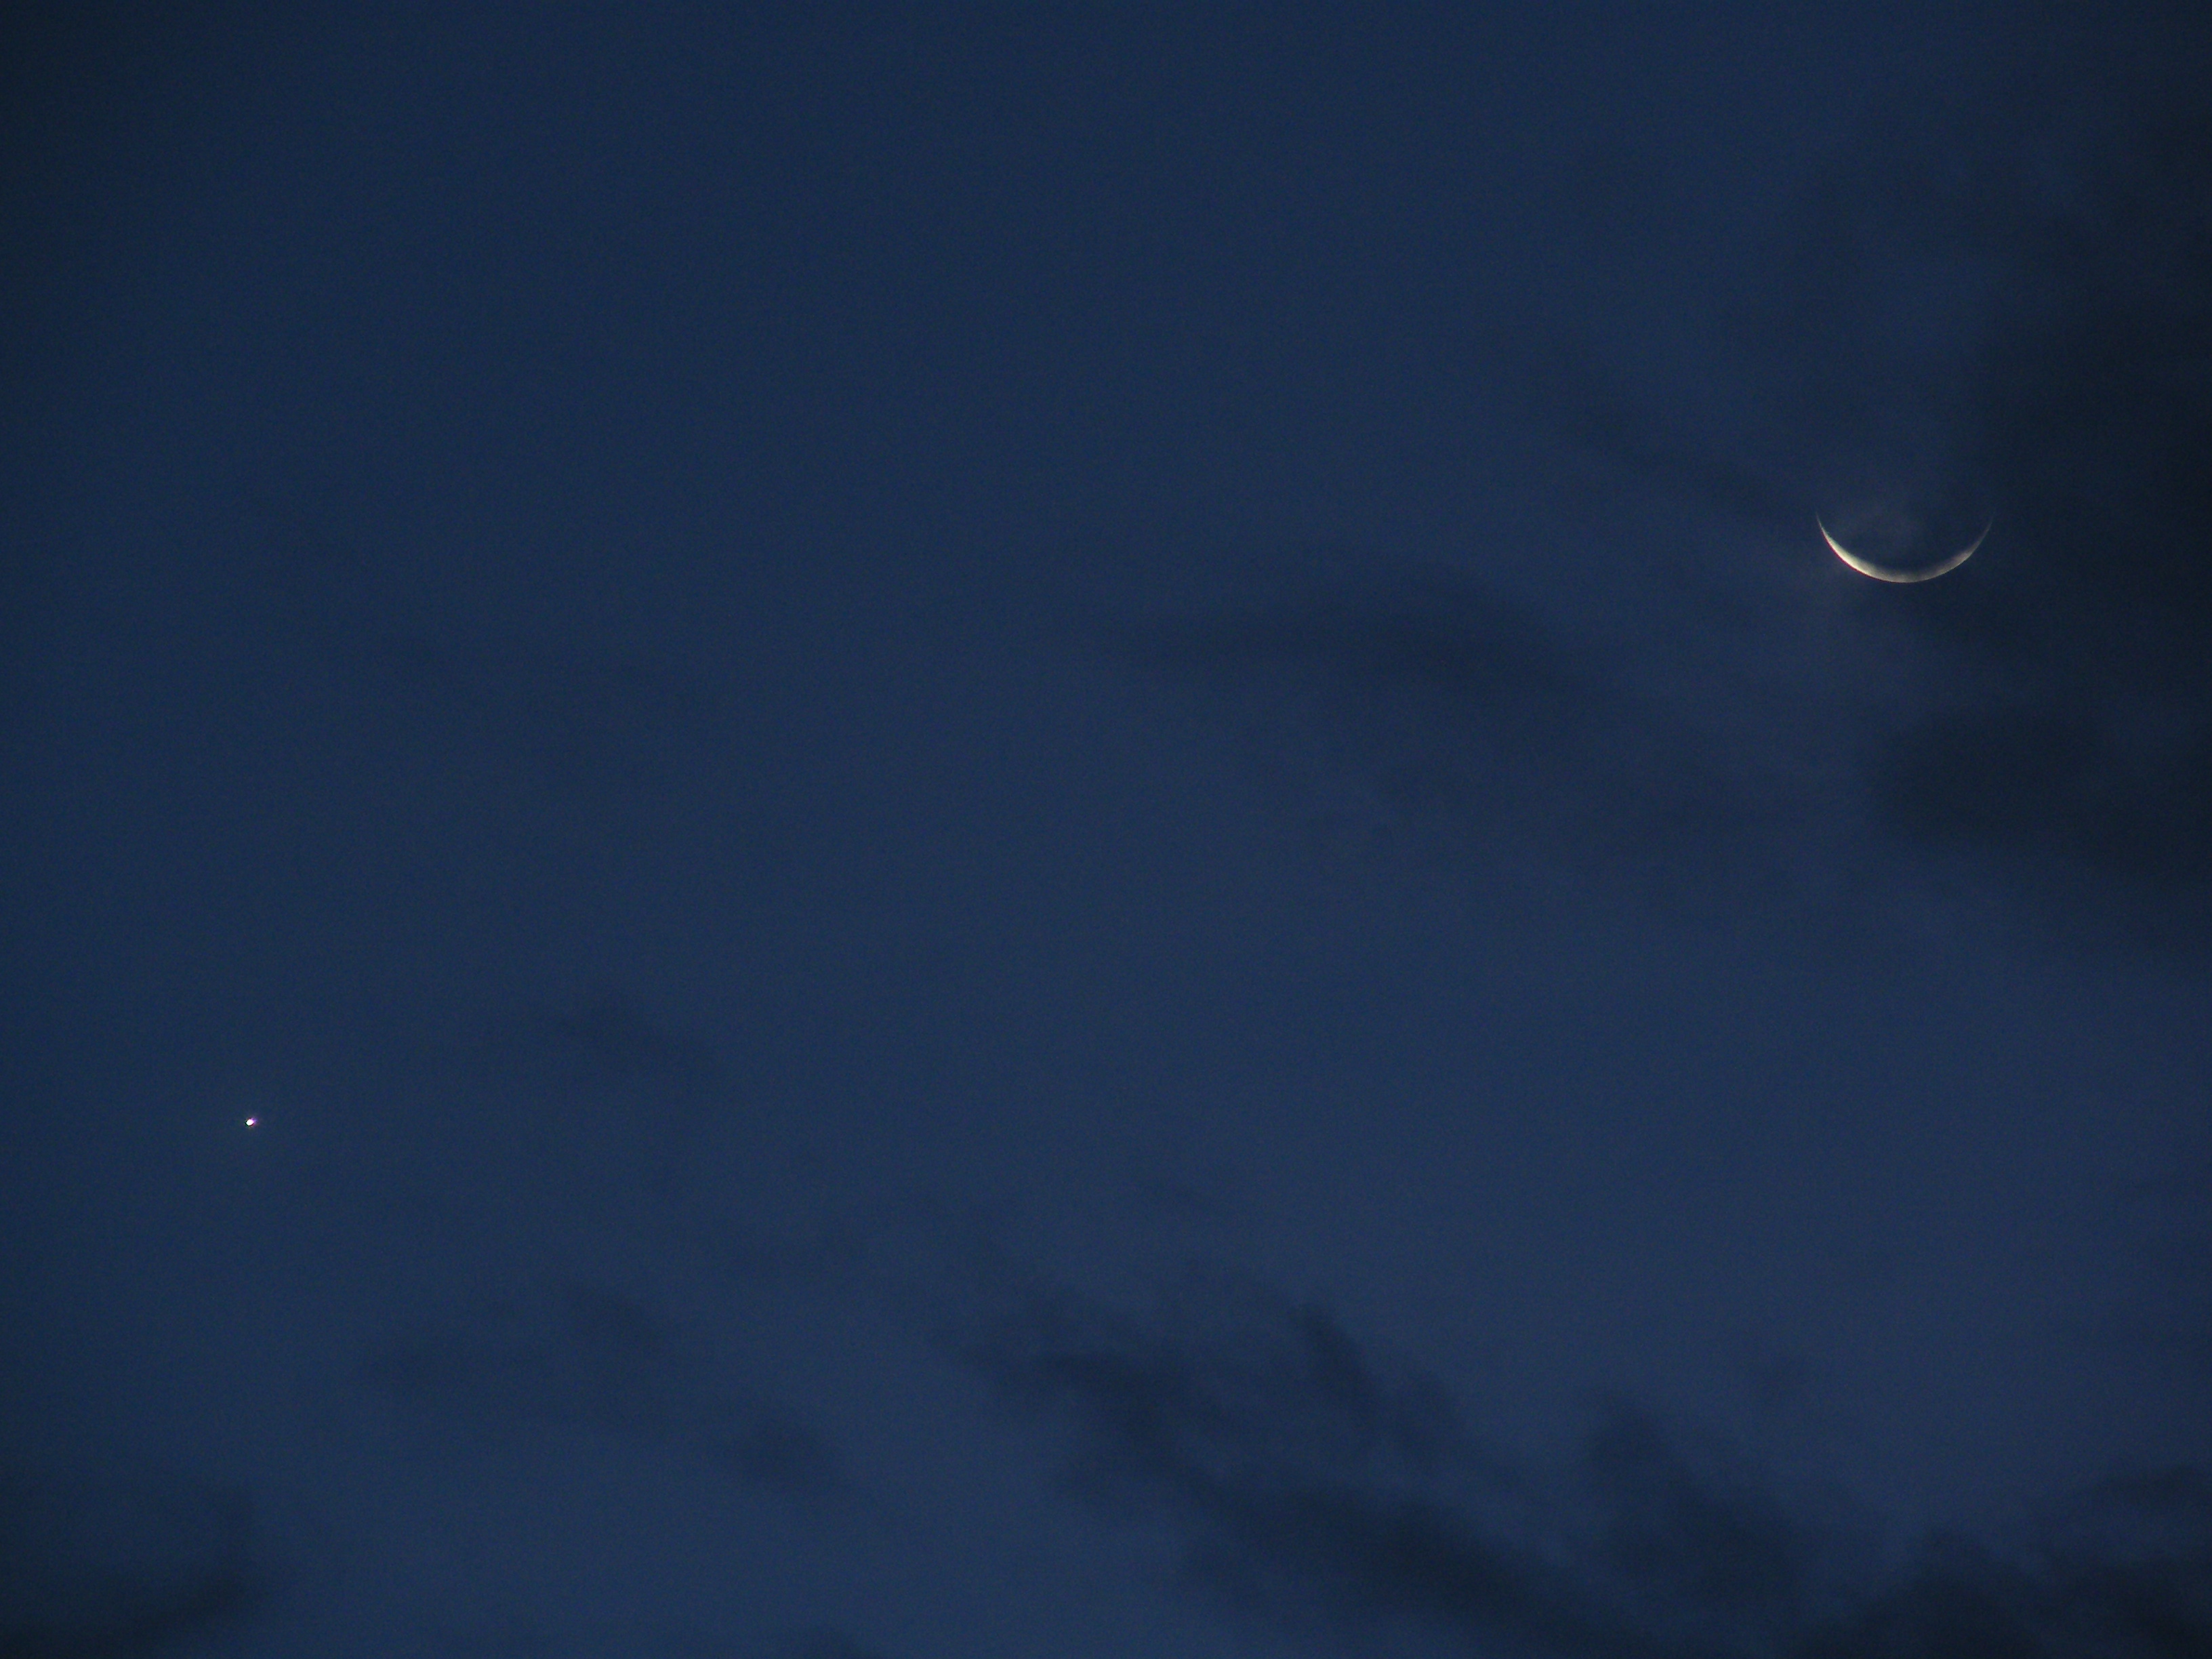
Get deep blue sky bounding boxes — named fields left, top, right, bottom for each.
left=5, top=6, right=2209, bottom=1657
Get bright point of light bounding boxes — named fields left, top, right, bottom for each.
left=245, top=1117, right=258, bottom=1127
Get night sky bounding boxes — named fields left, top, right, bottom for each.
left=5, top=6, right=2210, bottom=1657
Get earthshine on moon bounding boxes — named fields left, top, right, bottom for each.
left=1819, top=515, right=1988, bottom=583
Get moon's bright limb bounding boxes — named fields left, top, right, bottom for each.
left=1820, top=516, right=1988, bottom=583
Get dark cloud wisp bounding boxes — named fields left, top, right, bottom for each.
left=954, top=1274, right=2212, bottom=1658
left=1862, top=99, right=2212, bottom=948
left=0, top=1465, right=266, bottom=1658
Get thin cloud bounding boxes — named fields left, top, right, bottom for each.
left=360, top=1280, right=841, bottom=1496
left=1101, top=565, right=1781, bottom=898
left=724, top=1414, right=843, bottom=1499
left=0, top=1465, right=266, bottom=1658
left=376, top=631, right=716, bottom=777
left=363, top=1280, right=707, bottom=1437
left=1540, top=76, right=2212, bottom=954
left=774, top=1637, right=895, bottom=1659
left=507, top=986, right=725, bottom=1097
left=445, top=1615, right=760, bottom=1657
left=1857, top=96, right=2212, bottom=949
left=951, top=1271, right=2211, bottom=1658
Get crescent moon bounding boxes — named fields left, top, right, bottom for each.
left=1820, top=516, right=1988, bottom=583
